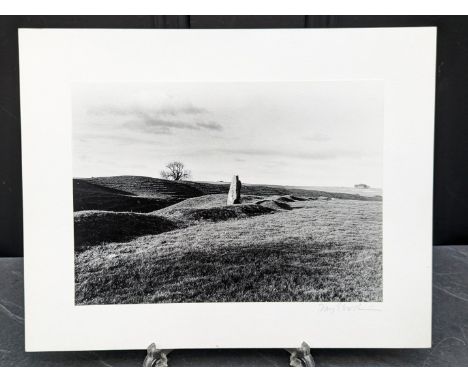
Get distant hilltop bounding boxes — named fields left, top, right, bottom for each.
left=73, top=175, right=382, bottom=213
left=354, top=183, right=370, bottom=189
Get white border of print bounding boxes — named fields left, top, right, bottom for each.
left=19, top=28, right=436, bottom=351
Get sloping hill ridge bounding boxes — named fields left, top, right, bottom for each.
left=73, top=179, right=176, bottom=213
left=74, top=175, right=381, bottom=213
left=86, top=176, right=204, bottom=199
left=74, top=176, right=205, bottom=212
left=183, top=180, right=381, bottom=201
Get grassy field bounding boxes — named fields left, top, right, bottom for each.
left=74, top=176, right=381, bottom=212
left=74, top=176, right=382, bottom=305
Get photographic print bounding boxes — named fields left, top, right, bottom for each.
left=72, top=81, right=383, bottom=305
left=21, top=28, right=435, bottom=350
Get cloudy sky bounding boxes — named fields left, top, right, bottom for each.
left=72, top=81, right=383, bottom=188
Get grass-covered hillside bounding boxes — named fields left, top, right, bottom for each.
left=73, top=179, right=175, bottom=213
left=74, top=175, right=381, bottom=213
left=74, top=176, right=383, bottom=304
left=183, top=180, right=382, bottom=201
left=73, top=176, right=205, bottom=213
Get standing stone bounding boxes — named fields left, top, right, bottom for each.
left=227, top=175, right=241, bottom=205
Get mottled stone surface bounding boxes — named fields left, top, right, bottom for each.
left=226, top=175, right=241, bottom=205
left=1, top=246, right=467, bottom=366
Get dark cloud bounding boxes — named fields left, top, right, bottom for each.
left=158, top=105, right=207, bottom=116
left=134, top=114, right=200, bottom=130
left=131, top=125, right=173, bottom=135
left=88, top=104, right=224, bottom=135
left=127, top=115, right=224, bottom=135
left=196, top=121, right=223, bottom=131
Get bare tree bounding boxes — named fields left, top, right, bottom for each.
left=160, top=161, right=191, bottom=181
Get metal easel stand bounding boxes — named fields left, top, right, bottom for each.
left=143, top=341, right=315, bottom=367
left=143, top=343, right=172, bottom=367
left=285, top=342, right=316, bottom=367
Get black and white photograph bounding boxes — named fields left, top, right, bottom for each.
left=72, top=81, right=383, bottom=305
left=17, top=24, right=437, bottom=352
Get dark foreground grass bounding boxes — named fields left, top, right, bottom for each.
left=74, top=211, right=178, bottom=249
left=75, top=199, right=382, bottom=304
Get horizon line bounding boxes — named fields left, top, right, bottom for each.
left=73, top=174, right=382, bottom=190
